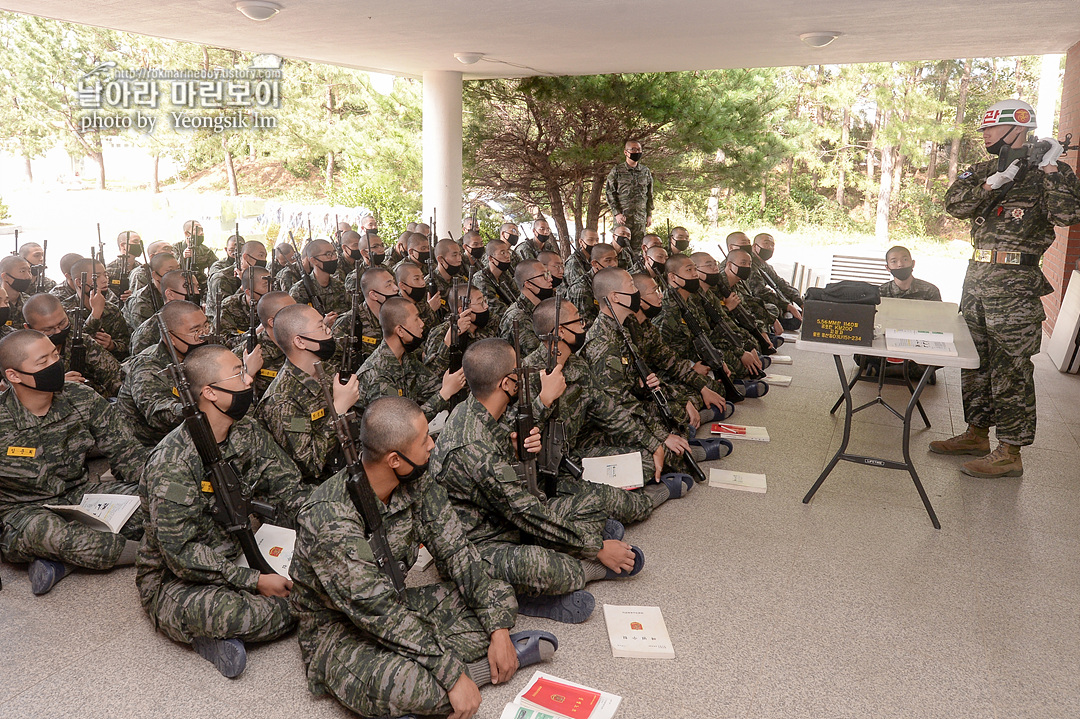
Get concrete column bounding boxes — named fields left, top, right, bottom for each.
left=422, top=70, right=463, bottom=240
left=1044, top=43, right=1080, bottom=334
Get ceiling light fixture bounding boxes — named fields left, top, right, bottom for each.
left=799, top=31, right=841, bottom=48
left=235, top=0, right=282, bottom=21
left=454, top=52, right=484, bottom=65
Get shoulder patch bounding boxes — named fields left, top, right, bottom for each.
left=497, top=464, right=519, bottom=483
left=289, top=416, right=312, bottom=433
left=958, top=171, right=973, bottom=180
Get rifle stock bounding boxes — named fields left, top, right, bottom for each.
left=69, top=272, right=88, bottom=376
left=512, top=320, right=543, bottom=500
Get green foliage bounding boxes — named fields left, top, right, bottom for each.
left=332, top=166, right=421, bottom=241
left=0, top=195, right=9, bottom=222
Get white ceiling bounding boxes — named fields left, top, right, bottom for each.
left=2, top=0, right=1079, bottom=78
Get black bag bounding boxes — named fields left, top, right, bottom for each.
left=804, top=280, right=881, bottom=305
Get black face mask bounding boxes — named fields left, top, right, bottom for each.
left=550, top=275, right=563, bottom=289
left=127, top=242, right=144, bottom=257
left=493, top=258, right=512, bottom=274
left=8, top=276, right=32, bottom=294
left=209, top=384, right=254, bottom=421
left=678, top=276, right=700, bottom=294
left=701, top=271, right=720, bottom=287
left=986, top=129, right=1015, bottom=156
left=172, top=332, right=208, bottom=354
left=528, top=280, right=555, bottom=302
left=890, top=266, right=914, bottom=281
left=30, top=265, right=44, bottom=277
left=185, top=292, right=203, bottom=306
left=673, top=239, right=689, bottom=252
left=399, top=326, right=425, bottom=353
left=444, top=260, right=465, bottom=277
left=49, top=327, right=70, bottom=348
left=733, top=265, right=752, bottom=281
left=642, top=301, right=663, bottom=320
left=615, top=290, right=641, bottom=313
left=317, top=258, right=339, bottom=275
left=251, top=258, right=268, bottom=269
left=535, top=233, right=551, bottom=244
left=472, top=308, right=491, bottom=329
left=23, top=358, right=66, bottom=393
left=628, top=152, right=643, bottom=162
left=505, top=234, right=519, bottom=247
left=503, top=384, right=520, bottom=408
left=369, top=251, right=385, bottom=266
left=469, top=246, right=485, bottom=260
left=370, top=289, right=397, bottom=306
left=349, top=248, right=363, bottom=261
left=393, top=450, right=429, bottom=484
left=755, top=247, right=774, bottom=262
left=403, top=284, right=427, bottom=303
left=299, top=335, right=337, bottom=361
left=0, top=306, right=10, bottom=325
left=414, top=251, right=430, bottom=265
left=563, top=325, right=587, bottom=353
left=614, top=235, right=631, bottom=249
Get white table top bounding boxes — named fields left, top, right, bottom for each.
left=795, top=298, right=980, bottom=369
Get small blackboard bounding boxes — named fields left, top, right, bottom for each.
left=801, top=300, right=876, bottom=346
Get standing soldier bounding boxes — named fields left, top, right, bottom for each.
left=932, top=99, right=1080, bottom=478
left=604, top=140, right=654, bottom=257
left=173, top=220, right=220, bottom=290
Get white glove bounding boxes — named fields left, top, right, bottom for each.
left=1039, top=137, right=1063, bottom=168
left=985, top=160, right=1022, bottom=190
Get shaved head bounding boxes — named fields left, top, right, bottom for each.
left=592, top=266, right=629, bottom=302
left=360, top=396, right=427, bottom=461
left=22, top=293, right=65, bottom=325
left=183, top=344, right=238, bottom=394
left=160, top=300, right=203, bottom=332
left=272, top=303, right=322, bottom=349
left=463, top=337, right=516, bottom=399
left=257, top=291, right=295, bottom=327
left=379, top=296, right=416, bottom=337
left=0, top=329, right=50, bottom=372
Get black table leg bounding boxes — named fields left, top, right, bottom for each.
left=902, top=365, right=940, bottom=529
left=804, top=354, right=852, bottom=504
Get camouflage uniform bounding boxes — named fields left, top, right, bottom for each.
left=523, top=343, right=661, bottom=506
left=0, top=382, right=147, bottom=569
left=422, top=320, right=499, bottom=377
left=274, top=265, right=302, bottom=294
left=604, top=162, right=654, bottom=253
left=115, top=342, right=184, bottom=447
left=59, top=333, right=123, bottom=397
left=430, top=395, right=611, bottom=597
left=136, top=417, right=307, bottom=645
left=290, top=471, right=517, bottom=718
left=878, top=277, right=942, bottom=301
left=757, top=255, right=804, bottom=307
left=206, top=256, right=235, bottom=279
left=471, top=266, right=518, bottom=321
left=123, top=283, right=165, bottom=332
left=564, top=272, right=599, bottom=327
left=63, top=296, right=130, bottom=361
left=499, top=296, right=542, bottom=357
left=255, top=359, right=341, bottom=484
left=512, top=237, right=558, bottom=266
left=128, top=263, right=152, bottom=296
left=206, top=271, right=240, bottom=325
left=355, top=342, right=451, bottom=420
left=289, top=274, right=350, bottom=316
left=249, top=328, right=286, bottom=400
left=712, top=272, right=772, bottom=337
left=104, top=256, right=141, bottom=295
left=563, top=248, right=591, bottom=294
left=218, top=292, right=256, bottom=344
left=7, top=291, right=29, bottom=330
left=49, top=283, right=76, bottom=303
left=31, top=275, right=57, bottom=294
left=945, top=159, right=1080, bottom=445
left=331, top=302, right=382, bottom=370
left=720, top=257, right=780, bottom=326
left=655, top=292, right=756, bottom=380
left=625, top=314, right=707, bottom=423
left=170, top=240, right=219, bottom=289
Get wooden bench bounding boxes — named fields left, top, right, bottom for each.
left=829, top=254, right=893, bottom=286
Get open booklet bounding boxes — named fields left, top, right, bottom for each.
left=884, top=328, right=957, bottom=356
left=709, top=468, right=767, bottom=493
left=45, top=493, right=140, bottom=533
left=235, top=524, right=296, bottom=579
left=499, top=671, right=621, bottom=719
left=581, top=452, right=644, bottom=490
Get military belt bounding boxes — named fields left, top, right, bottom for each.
left=971, top=249, right=1040, bottom=267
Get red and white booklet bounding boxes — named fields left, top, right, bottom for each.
left=500, top=671, right=621, bottom=719
left=710, top=424, right=770, bottom=442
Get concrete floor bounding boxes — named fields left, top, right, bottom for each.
left=2, top=340, right=1079, bottom=719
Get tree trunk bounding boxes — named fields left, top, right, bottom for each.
left=151, top=154, right=160, bottom=194
left=836, top=107, right=849, bottom=206
left=892, top=152, right=903, bottom=215
left=546, top=182, right=571, bottom=258
left=864, top=114, right=879, bottom=220
left=222, top=138, right=239, bottom=196
left=784, top=156, right=794, bottom=196
left=22, top=154, right=32, bottom=184
left=948, top=59, right=972, bottom=185
left=925, top=62, right=949, bottom=190
left=585, top=172, right=605, bottom=230
left=94, top=153, right=105, bottom=190
left=325, top=150, right=335, bottom=189
left=571, top=179, right=584, bottom=235
left=876, top=145, right=895, bottom=241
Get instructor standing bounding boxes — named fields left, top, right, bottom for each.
left=604, top=140, right=654, bottom=256
left=933, top=99, right=1080, bottom=478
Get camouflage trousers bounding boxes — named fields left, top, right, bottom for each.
left=0, top=481, right=144, bottom=569
left=480, top=542, right=586, bottom=598
left=625, top=217, right=647, bottom=256
left=310, top=581, right=489, bottom=718
left=147, top=577, right=295, bottom=645
left=558, top=451, right=655, bottom=524
left=960, top=293, right=1044, bottom=446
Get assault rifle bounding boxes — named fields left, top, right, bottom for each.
left=289, top=233, right=325, bottom=314
left=341, top=281, right=360, bottom=377
left=447, top=273, right=473, bottom=374
left=714, top=244, right=774, bottom=356
left=537, top=298, right=583, bottom=497
left=654, top=274, right=744, bottom=403
left=32, top=239, right=48, bottom=294
left=426, top=214, right=439, bottom=298
left=512, top=320, right=544, bottom=500
left=246, top=282, right=258, bottom=354
left=602, top=297, right=707, bottom=483
left=157, top=313, right=276, bottom=575
left=312, top=361, right=406, bottom=599
left=69, top=271, right=88, bottom=376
